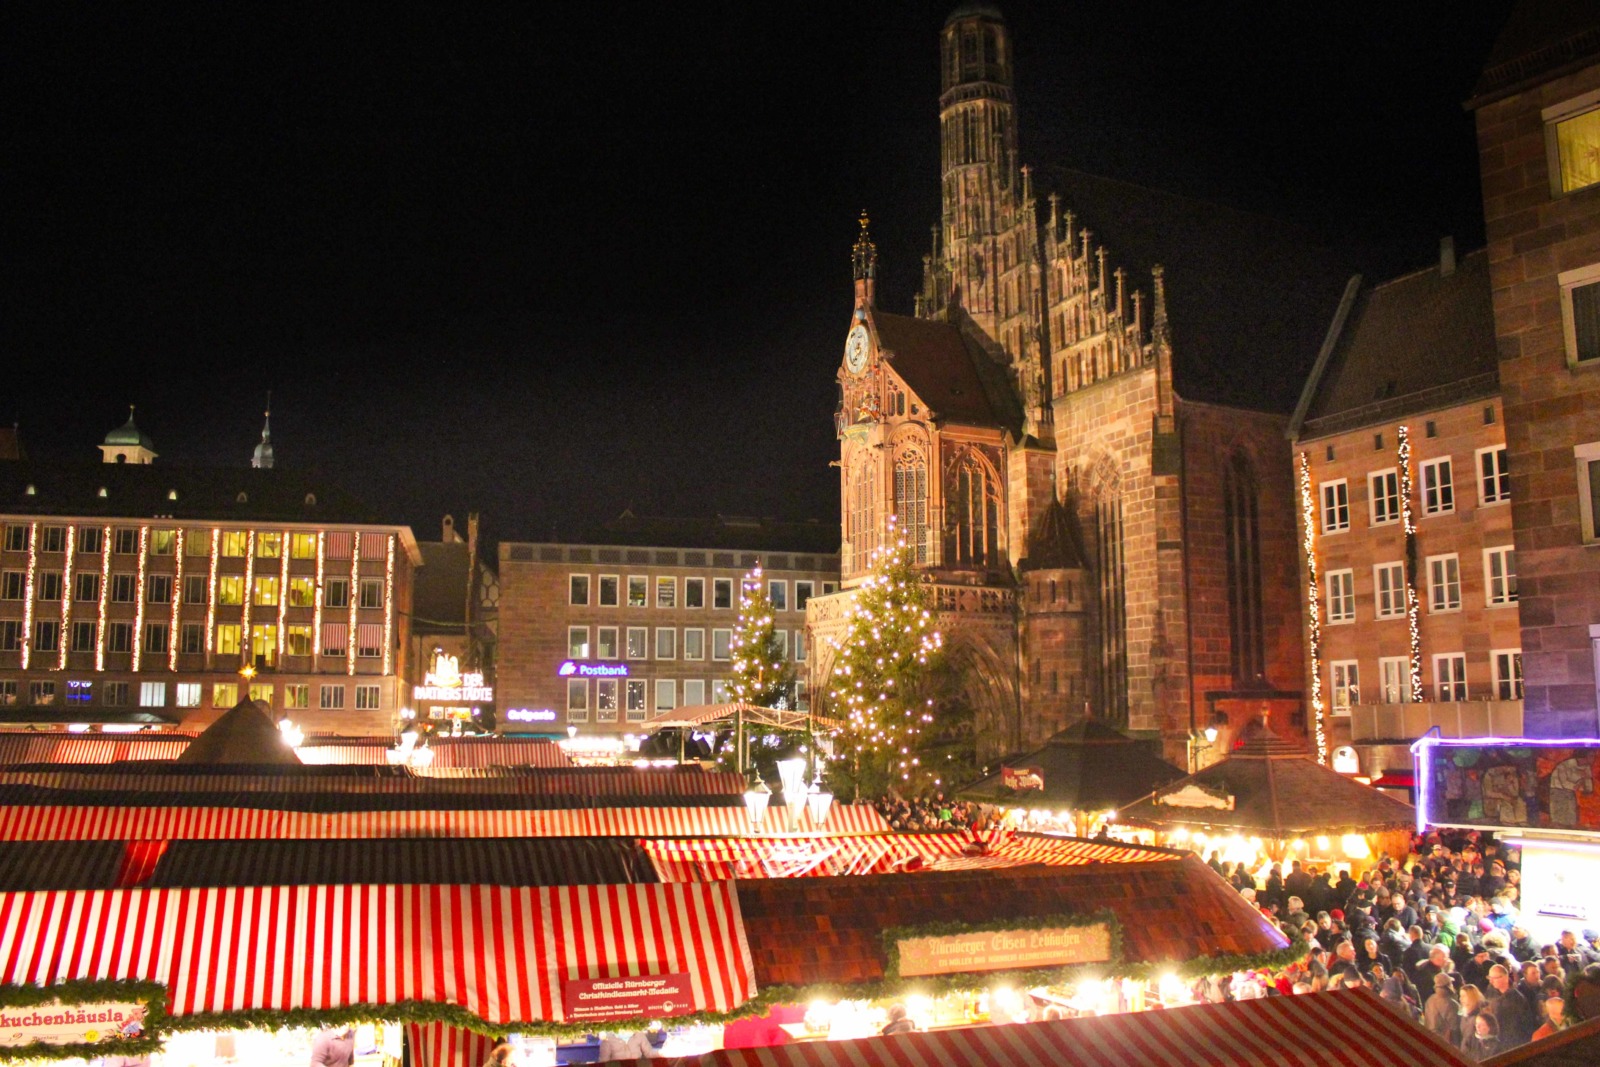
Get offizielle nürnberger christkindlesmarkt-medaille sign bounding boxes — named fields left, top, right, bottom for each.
left=894, top=922, right=1114, bottom=977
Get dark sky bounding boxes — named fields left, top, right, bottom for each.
left=3, top=2, right=1515, bottom=545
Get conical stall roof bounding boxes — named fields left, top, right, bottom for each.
left=1115, top=721, right=1415, bottom=836
left=959, top=717, right=1185, bottom=812
left=175, top=698, right=301, bottom=766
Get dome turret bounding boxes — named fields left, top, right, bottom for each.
left=99, top=406, right=157, bottom=465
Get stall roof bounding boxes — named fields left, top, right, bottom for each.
left=1116, top=722, right=1416, bottom=835
left=1482, top=1015, right=1600, bottom=1067
left=641, top=702, right=844, bottom=732
left=673, top=988, right=1470, bottom=1067
left=737, top=855, right=1286, bottom=989
left=0, top=732, right=573, bottom=768
left=959, top=718, right=1185, bottom=810
left=176, top=698, right=301, bottom=765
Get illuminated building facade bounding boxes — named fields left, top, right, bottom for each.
left=0, top=420, right=419, bottom=734
left=498, top=515, right=838, bottom=737
left=1468, top=6, right=1600, bottom=737
left=811, top=6, right=1330, bottom=762
left=1289, top=244, right=1523, bottom=777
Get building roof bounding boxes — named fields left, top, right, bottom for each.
left=1018, top=497, right=1088, bottom=571
left=736, top=857, right=1287, bottom=988
left=103, top=409, right=155, bottom=449
left=1291, top=248, right=1498, bottom=439
left=176, top=699, right=301, bottom=766
left=1036, top=167, right=1349, bottom=414
left=959, top=718, right=1186, bottom=809
left=1115, top=722, right=1417, bottom=835
left=872, top=311, right=1022, bottom=432
left=0, top=460, right=413, bottom=537
left=1469, top=1, right=1600, bottom=106
left=509, top=514, right=840, bottom=560
left=414, top=539, right=472, bottom=632
left=1482, top=1014, right=1600, bottom=1067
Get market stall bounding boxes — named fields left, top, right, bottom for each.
left=958, top=719, right=1185, bottom=837
left=1114, top=721, right=1416, bottom=873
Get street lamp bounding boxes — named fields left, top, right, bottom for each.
left=806, top=783, right=834, bottom=827
left=742, top=775, right=772, bottom=829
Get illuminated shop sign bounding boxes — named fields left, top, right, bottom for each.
left=557, top=661, right=629, bottom=678
left=505, top=708, right=558, bottom=723
left=413, top=651, right=494, bottom=702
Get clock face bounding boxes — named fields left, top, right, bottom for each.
left=844, top=325, right=869, bottom=375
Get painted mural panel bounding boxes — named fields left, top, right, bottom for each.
left=1416, top=740, right=1600, bottom=831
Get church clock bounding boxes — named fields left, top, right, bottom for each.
left=844, top=324, right=870, bottom=375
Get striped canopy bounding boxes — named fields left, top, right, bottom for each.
left=673, top=988, right=1470, bottom=1067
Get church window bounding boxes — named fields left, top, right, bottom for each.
left=945, top=451, right=1001, bottom=569
left=1094, top=497, right=1129, bottom=728
left=893, top=448, right=929, bottom=565
left=849, top=458, right=878, bottom=574
left=1224, top=455, right=1266, bottom=687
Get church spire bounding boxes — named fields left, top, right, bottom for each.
left=251, top=393, right=275, bottom=470
left=852, top=211, right=878, bottom=309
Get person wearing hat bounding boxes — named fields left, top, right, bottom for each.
left=1508, top=924, right=1538, bottom=963
left=1424, top=972, right=1461, bottom=1046
left=1462, top=942, right=1494, bottom=990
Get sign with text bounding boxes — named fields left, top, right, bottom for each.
left=414, top=650, right=494, bottom=702
left=0, top=1002, right=147, bottom=1048
left=895, top=923, right=1112, bottom=977
left=558, top=661, right=629, bottom=678
left=563, top=973, right=693, bottom=1022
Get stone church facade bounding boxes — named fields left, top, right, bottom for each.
left=806, top=5, right=1307, bottom=764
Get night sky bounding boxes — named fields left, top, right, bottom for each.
left=3, top=2, right=1516, bottom=546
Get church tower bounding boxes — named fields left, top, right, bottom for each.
left=251, top=395, right=275, bottom=469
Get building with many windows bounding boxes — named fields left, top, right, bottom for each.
left=497, top=516, right=837, bottom=737
left=1468, top=4, right=1600, bottom=737
left=0, top=417, right=419, bottom=735
left=1289, top=243, right=1523, bottom=777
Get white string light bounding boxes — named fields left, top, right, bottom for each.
left=347, top=532, right=361, bottom=676
left=95, top=525, right=112, bottom=671
left=276, top=528, right=290, bottom=661
left=204, top=528, right=220, bottom=662
left=58, top=525, right=75, bottom=671
left=1297, top=453, right=1327, bottom=765
left=1397, top=425, right=1424, bottom=703
left=19, top=523, right=38, bottom=670
left=313, top=530, right=326, bottom=658
left=169, top=528, right=185, bottom=672
left=382, top=534, right=396, bottom=676
left=240, top=529, right=257, bottom=670
left=131, top=525, right=150, bottom=672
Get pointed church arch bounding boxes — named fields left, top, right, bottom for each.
left=941, top=630, right=1019, bottom=758
left=890, top=429, right=931, bottom=564
left=943, top=446, right=1004, bottom=570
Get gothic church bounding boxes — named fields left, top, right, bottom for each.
left=806, top=5, right=1311, bottom=763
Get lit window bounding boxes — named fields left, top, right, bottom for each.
left=1368, top=469, right=1400, bottom=526
left=1330, top=661, right=1359, bottom=713
left=1320, top=480, right=1349, bottom=533
left=1420, top=458, right=1453, bottom=515
left=596, top=678, right=619, bottom=721
left=66, top=680, right=92, bottom=705
left=568, top=626, right=590, bottom=658
left=250, top=624, right=278, bottom=665
left=256, top=532, right=282, bottom=559
left=287, top=577, right=316, bottom=607
left=656, top=577, right=676, bottom=609
left=183, top=530, right=208, bottom=556
left=176, top=683, right=202, bottom=708
left=1484, top=547, right=1517, bottom=606
left=286, top=625, right=314, bottom=656
left=253, top=576, right=279, bottom=607
left=30, top=681, right=57, bottom=706
left=217, top=576, right=244, bottom=606
left=1427, top=555, right=1461, bottom=612
left=139, top=682, right=166, bottom=708
left=1326, top=569, right=1355, bottom=623
left=213, top=682, right=239, bottom=708
left=150, top=529, right=175, bottom=555
left=627, top=576, right=648, bottom=608
left=1492, top=650, right=1523, bottom=700
left=248, top=683, right=273, bottom=705
left=626, top=627, right=647, bottom=660
left=289, top=533, right=318, bottom=559
left=1379, top=657, right=1411, bottom=704
left=1434, top=654, right=1468, bottom=702
left=219, top=531, right=248, bottom=557
left=569, top=574, right=590, bottom=606
left=285, top=684, right=310, bottom=709
left=1477, top=446, right=1510, bottom=506
left=215, top=624, right=242, bottom=656
left=1547, top=89, right=1600, bottom=195
left=625, top=679, right=648, bottom=721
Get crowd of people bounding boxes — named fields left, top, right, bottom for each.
left=1219, top=828, right=1600, bottom=1061
left=871, top=793, right=986, bottom=833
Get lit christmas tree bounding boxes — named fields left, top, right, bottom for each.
left=728, top=563, right=794, bottom=708
left=825, top=523, right=946, bottom=797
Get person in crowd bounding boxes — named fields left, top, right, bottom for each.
left=880, top=1004, right=916, bottom=1035
left=1508, top=925, right=1538, bottom=962
left=1460, top=985, right=1489, bottom=1044
left=482, top=1041, right=515, bottom=1067
left=1416, top=944, right=1458, bottom=992
left=310, top=1027, right=356, bottom=1067
left=1424, top=973, right=1460, bottom=1046
left=1485, top=963, right=1537, bottom=1046
left=1207, top=850, right=1223, bottom=874
left=1517, top=961, right=1544, bottom=1006
left=1331, top=940, right=1363, bottom=985
left=1532, top=994, right=1568, bottom=1041
left=1307, top=869, right=1335, bottom=915
left=598, top=1028, right=662, bottom=1061
left=1571, top=962, right=1600, bottom=1021
left=1360, top=935, right=1394, bottom=979
left=1285, top=860, right=1312, bottom=900
left=1462, top=943, right=1494, bottom=989
left=1460, top=1011, right=1502, bottom=1062
left=1285, top=896, right=1311, bottom=930
left=1401, top=925, right=1432, bottom=976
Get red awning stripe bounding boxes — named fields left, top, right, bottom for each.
left=678, top=989, right=1470, bottom=1067
left=406, top=1023, right=497, bottom=1067
left=0, top=804, right=892, bottom=841
left=0, top=882, right=753, bottom=1024
left=0, top=736, right=195, bottom=765
left=0, top=768, right=744, bottom=796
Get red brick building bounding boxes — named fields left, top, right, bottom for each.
left=809, top=7, right=1334, bottom=763
left=1469, top=5, right=1600, bottom=737
left=1288, top=245, right=1523, bottom=775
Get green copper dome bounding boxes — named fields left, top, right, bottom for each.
left=104, top=408, right=155, bottom=449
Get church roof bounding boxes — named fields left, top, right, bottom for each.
left=1291, top=248, right=1498, bottom=439
left=1035, top=167, right=1349, bottom=414
left=873, top=311, right=1022, bottom=432
left=1019, top=496, right=1086, bottom=572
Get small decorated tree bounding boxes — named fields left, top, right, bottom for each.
left=825, top=523, right=946, bottom=798
left=728, top=563, right=794, bottom=707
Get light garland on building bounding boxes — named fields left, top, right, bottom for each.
left=204, top=528, right=220, bottom=661
left=240, top=529, right=257, bottom=669
left=19, top=523, right=38, bottom=670
left=1297, top=453, right=1327, bottom=765
left=130, top=525, right=150, bottom=672
left=169, top=528, right=185, bottom=672
left=348, top=532, right=361, bottom=676
left=95, top=525, right=112, bottom=671
left=58, top=525, right=75, bottom=671
left=276, top=529, right=290, bottom=660
left=382, top=534, right=396, bottom=676
left=1396, top=425, right=1424, bottom=703
left=313, top=531, right=326, bottom=658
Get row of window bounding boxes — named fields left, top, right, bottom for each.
left=0, top=620, right=386, bottom=659
left=1327, top=650, right=1522, bottom=708
left=1318, top=448, right=1509, bottom=534
left=568, top=574, right=834, bottom=612
left=0, top=572, right=382, bottom=609
left=562, top=676, right=809, bottom=722
left=1325, top=547, right=1516, bottom=622
left=0, top=527, right=389, bottom=560
left=566, top=625, right=806, bottom=663
left=0, top=678, right=383, bottom=710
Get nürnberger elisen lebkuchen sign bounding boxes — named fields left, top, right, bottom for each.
left=894, top=922, right=1113, bottom=977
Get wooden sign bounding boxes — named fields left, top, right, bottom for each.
left=0, top=1002, right=147, bottom=1048
left=895, top=923, right=1112, bottom=977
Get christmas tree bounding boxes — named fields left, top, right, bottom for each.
left=825, top=523, right=946, bottom=797
left=728, top=563, right=794, bottom=708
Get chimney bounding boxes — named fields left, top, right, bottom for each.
left=1439, top=236, right=1456, bottom=278
left=441, top=514, right=460, bottom=543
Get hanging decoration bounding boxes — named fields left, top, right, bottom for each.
left=276, top=529, right=290, bottom=660
left=130, top=526, right=150, bottom=673
left=347, top=532, right=360, bottom=676
left=57, top=525, right=75, bottom=671
left=203, top=528, right=220, bottom=661
left=169, top=529, right=184, bottom=672
left=1396, top=425, right=1424, bottom=703
left=382, top=534, right=396, bottom=675
left=1297, top=453, right=1327, bottom=765
left=95, top=525, right=113, bottom=671
left=313, top=530, right=326, bottom=658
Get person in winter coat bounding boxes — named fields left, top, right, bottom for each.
left=1424, top=973, right=1461, bottom=1047
left=1531, top=994, right=1568, bottom=1041
left=1459, top=1012, right=1502, bottom=1063
left=1486, top=963, right=1538, bottom=1046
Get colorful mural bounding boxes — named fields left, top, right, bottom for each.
left=1416, top=740, right=1600, bottom=832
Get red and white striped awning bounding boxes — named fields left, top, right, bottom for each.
left=406, top=1023, right=497, bottom=1067
left=674, top=989, right=1470, bottom=1067
left=298, top=739, right=573, bottom=769
left=0, top=735, right=194, bottom=765
left=0, top=767, right=745, bottom=797
left=642, top=833, right=1174, bottom=882
left=0, top=882, right=754, bottom=1025
left=0, top=803, right=892, bottom=841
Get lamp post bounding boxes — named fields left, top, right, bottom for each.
left=742, top=774, right=771, bottom=829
